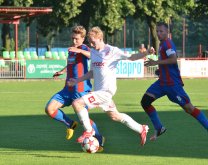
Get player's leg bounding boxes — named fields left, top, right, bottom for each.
left=141, top=81, right=166, bottom=140
left=167, top=85, right=208, bottom=131
left=45, top=92, right=78, bottom=139
left=72, top=97, right=95, bottom=143
left=74, top=92, right=105, bottom=149
left=105, top=104, right=149, bottom=146
left=89, top=119, right=105, bottom=152
left=183, top=103, right=208, bottom=130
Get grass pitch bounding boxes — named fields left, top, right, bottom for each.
left=0, top=79, right=207, bottom=165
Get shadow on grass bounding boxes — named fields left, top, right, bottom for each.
left=0, top=111, right=207, bottom=159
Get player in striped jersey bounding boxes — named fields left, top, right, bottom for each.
left=142, top=22, right=208, bottom=141
left=45, top=26, right=105, bottom=151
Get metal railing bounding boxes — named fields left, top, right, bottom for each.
left=0, top=60, right=25, bottom=79
left=0, top=59, right=158, bottom=79
left=144, top=66, right=158, bottom=78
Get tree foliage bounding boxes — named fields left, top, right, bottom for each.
left=191, top=0, right=208, bottom=19
left=32, top=0, right=85, bottom=35
left=0, top=0, right=207, bottom=54
left=95, top=0, right=135, bottom=33
left=76, top=0, right=135, bottom=34
left=132, top=0, right=195, bottom=52
left=0, top=0, right=32, bottom=6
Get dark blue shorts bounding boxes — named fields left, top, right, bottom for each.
left=46, top=88, right=90, bottom=107
left=146, top=80, right=190, bottom=106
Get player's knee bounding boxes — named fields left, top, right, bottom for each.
left=110, top=116, right=120, bottom=122
left=72, top=100, right=78, bottom=110
left=141, top=94, right=154, bottom=109
left=45, top=103, right=55, bottom=117
left=182, top=103, right=195, bottom=114
left=108, top=112, right=121, bottom=122
left=72, top=99, right=84, bottom=112
left=72, top=99, right=80, bottom=108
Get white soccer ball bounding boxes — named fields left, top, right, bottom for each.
left=81, top=136, right=99, bottom=153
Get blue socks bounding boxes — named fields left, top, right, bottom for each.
left=145, top=105, right=163, bottom=130
left=191, top=108, right=208, bottom=130
left=51, top=109, right=73, bottom=128
left=90, top=119, right=103, bottom=145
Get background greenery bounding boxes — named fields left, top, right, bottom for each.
left=0, top=79, right=207, bottom=165
left=0, top=0, right=208, bottom=57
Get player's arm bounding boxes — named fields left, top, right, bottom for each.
left=127, top=47, right=155, bottom=61
left=145, top=53, right=177, bottom=67
left=67, top=70, right=93, bottom=86
left=53, top=66, right=67, bottom=79
left=68, top=47, right=90, bottom=58
left=127, top=51, right=148, bottom=61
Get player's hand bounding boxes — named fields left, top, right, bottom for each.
left=144, top=59, right=158, bottom=67
left=68, top=47, right=81, bottom=53
left=67, top=78, right=77, bottom=87
left=53, top=72, right=62, bottom=79
left=155, top=69, right=160, bottom=76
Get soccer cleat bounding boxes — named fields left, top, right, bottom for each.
left=140, top=125, right=149, bottom=146
left=97, top=146, right=104, bottom=153
left=96, top=136, right=105, bottom=153
left=77, top=129, right=95, bottom=143
left=66, top=121, right=78, bottom=140
left=150, top=126, right=167, bottom=141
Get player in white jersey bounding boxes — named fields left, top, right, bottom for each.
left=68, top=26, right=149, bottom=146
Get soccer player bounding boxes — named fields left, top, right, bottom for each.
left=142, top=22, right=208, bottom=141
left=67, top=26, right=149, bottom=146
left=45, top=25, right=105, bottom=151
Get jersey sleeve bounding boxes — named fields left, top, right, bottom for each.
left=80, top=44, right=90, bottom=59
left=166, top=49, right=176, bottom=56
left=165, top=40, right=176, bottom=57
left=113, top=47, right=129, bottom=60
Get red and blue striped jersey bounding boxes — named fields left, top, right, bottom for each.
left=65, top=44, right=92, bottom=92
left=158, top=38, right=183, bottom=86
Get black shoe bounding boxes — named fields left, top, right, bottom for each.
left=150, top=126, right=167, bottom=141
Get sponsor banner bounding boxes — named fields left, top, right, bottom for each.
left=116, top=59, right=144, bottom=78
left=180, top=59, right=208, bottom=77
left=26, top=60, right=66, bottom=78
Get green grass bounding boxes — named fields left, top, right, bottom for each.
left=0, top=79, right=208, bottom=165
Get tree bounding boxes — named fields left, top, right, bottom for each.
left=189, top=0, right=208, bottom=49
left=31, top=0, right=86, bottom=47
left=95, top=0, right=135, bottom=33
left=132, top=0, right=195, bottom=53
left=77, top=0, right=135, bottom=34
left=0, top=0, right=33, bottom=51
left=191, top=0, right=208, bottom=19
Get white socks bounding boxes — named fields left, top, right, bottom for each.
left=120, top=113, right=143, bottom=133
left=77, top=109, right=143, bottom=133
left=77, top=108, right=92, bottom=132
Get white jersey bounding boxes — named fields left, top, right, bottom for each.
left=90, top=44, right=128, bottom=95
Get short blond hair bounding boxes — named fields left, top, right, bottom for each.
left=88, top=26, right=103, bottom=39
left=72, top=25, right=86, bottom=38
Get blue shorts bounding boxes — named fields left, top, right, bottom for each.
left=146, top=80, right=190, bottom=106
left=46, top=88, right=90, bottom=107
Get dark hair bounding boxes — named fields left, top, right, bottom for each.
left=157, top=22, right=168, bottom=29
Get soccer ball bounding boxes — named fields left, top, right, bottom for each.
left=81, top=136, right=99, bottom=153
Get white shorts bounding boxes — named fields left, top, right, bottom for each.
left=82, top=91, right=117, bottom=112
